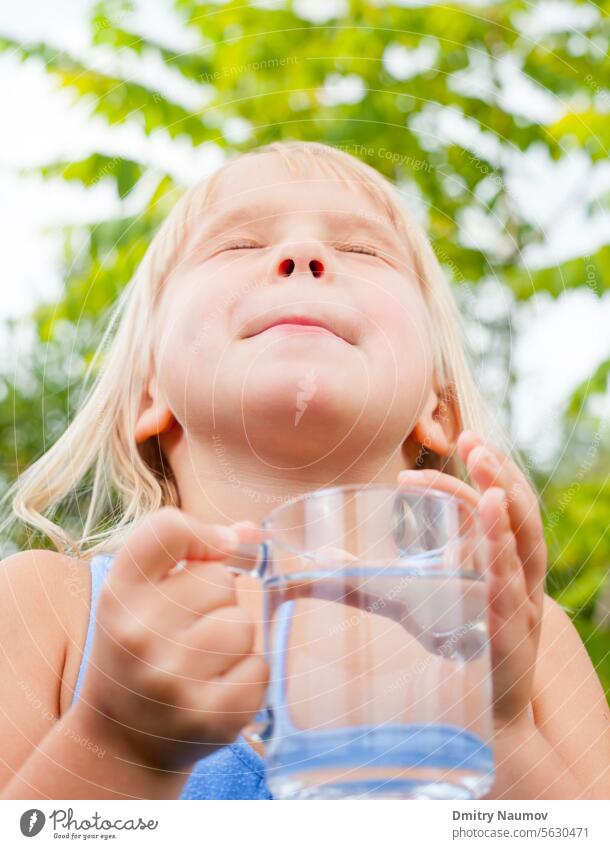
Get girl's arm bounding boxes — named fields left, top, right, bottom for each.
left=484, top=594, right=610, bottom=800
left=0, top=550, right=186, bottom=799
left=529, top=594, right=609, bottom=798
left=1, top=701, right=189, bottom=800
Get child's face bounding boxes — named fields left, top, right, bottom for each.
left=153, top=153, right=435, bottom=464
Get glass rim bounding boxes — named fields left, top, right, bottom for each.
left=259, top=482, right=480, bottom=563
left=262, top=481, right=477, bottom=527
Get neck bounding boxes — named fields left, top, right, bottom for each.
left=162, top=429, right=408, bottom=526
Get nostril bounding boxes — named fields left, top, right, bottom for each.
left=310, top=259, right=324, bottom=278
left=278, top=258, right=295, bottom=276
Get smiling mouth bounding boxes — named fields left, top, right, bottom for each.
left=257, top=323, right=341, bottom=339
left=244, top=315, right=353, bottom=344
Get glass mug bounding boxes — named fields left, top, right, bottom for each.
left=219, top=483, right=495, bottom=800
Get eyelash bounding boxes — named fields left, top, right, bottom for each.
left=220, top=240, right=380, bottom=257
left=220, top=240, right=263, bottom=251
left=333, top=242, right=380, bottom=257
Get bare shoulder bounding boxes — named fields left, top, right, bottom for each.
left=533, top=593, right=610, bottom=798
left=0, top=548, right=91, bottom=646
left=0, top=549, right=92, bottom=788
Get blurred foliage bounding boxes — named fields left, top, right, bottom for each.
left=0, top=0, right=609, bottom=696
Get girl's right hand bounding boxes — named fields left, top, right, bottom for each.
left=76, top=506, right=269, bottom=772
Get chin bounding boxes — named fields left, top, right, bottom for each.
left=237, top=374, right=362, bottom=456
left=245, top=366, right=361, bottom=418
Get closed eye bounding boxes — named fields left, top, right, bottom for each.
left=332, top=241, right=380, bottom=257
left=217, top=239, right=381, bottom=257
left=219, top=240, right=265, bottom=251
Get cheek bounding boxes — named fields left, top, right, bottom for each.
left=362, top=283, right=434, bottom=410
left=365, top=281, right=433, bottom=362
left=159, top=267, right=238, bottom=357
left=154, top=278, right=233, bottom=418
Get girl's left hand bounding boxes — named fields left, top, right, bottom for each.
left=397, top=430, right=548, bottom=731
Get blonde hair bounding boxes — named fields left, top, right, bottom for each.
left=1, top=140, right=530, bottom=559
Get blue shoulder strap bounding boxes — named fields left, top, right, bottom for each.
left=72, top=553, right=114, bottom=705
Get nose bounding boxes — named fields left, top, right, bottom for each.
left=274, top=241, right=328, bottom=280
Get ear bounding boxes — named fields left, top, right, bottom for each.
left=406, top=381, right=462, bottom=460
left=135, top=376, right=177, bottom=444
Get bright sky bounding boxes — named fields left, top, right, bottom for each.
left=1, top=0, right=609, bottom=469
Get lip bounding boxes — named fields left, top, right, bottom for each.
left=242, top=314, right=355, bottom=345
left=263, top=323, right=341, bottom=339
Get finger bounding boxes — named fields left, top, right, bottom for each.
left=145, top=561, right=238, bottom=628
left=480, top=488, right=537, bottom=719
left=314, top=545, right=359, bottom=562
left=230, top=520, right=267, bottom=545
left=112, top=507, right=241, bottom=587
left=458, top=430, right=546, bottom=600
left=397, top=468, right=484, bottom=577
left=464, top=444, right=546, bottom=604
left=213, top=652, right=269, bottom=694
left=480, top=487, right=526, bottom=622
left=199, top=654, right=270, bottom=735
left=224, top=521, right=271, bottom=576
left=456, top=429, right=482, bottom=462
left=182, top=604, right=257, bottom=679
left=397, top=468, right=481, bottom=511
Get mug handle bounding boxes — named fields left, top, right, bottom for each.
left=221, top=522, right=273, bottom=744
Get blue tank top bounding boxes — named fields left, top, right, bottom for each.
left=71, top=553, right=296, bottom=800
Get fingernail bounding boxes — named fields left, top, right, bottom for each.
left=498, top=488, right=510, bottom=512
left=214, top=527, right=241, bottom=550
left=486, top=489, right=507, bottom=540
left=493, top=488, right=509, bottom=517
left=480, top=450, right=500, bottom=472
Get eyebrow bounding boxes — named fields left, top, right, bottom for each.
left=202, top=203, right=270, bottom=239
left=200, top=204, right=402, bottom=254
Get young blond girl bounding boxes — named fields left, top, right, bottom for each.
left=0, top=141, right=607, bottom=800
